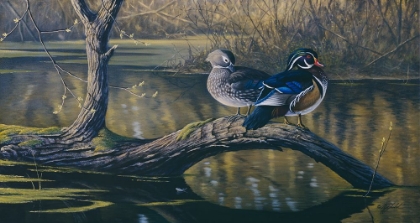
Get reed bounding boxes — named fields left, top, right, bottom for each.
left=184, top=0, right=419, bottom=76
left=365, top=122, right=393, bottom=196
left=1, top=0, right=418, bottom=75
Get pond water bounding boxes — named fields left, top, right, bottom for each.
left=0, top=40, right=419, bottom=223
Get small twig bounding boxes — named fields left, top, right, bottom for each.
left=3, top=0, right=36, bottom=41
left=364, top=35, right=419, bottom=67
left=364, top=122, right=393, bottom=196
left=24, top=0, right=84, bottom=114
left=109, top=85, right=149, bottom=99
left=3, top=0, right=153, bottom=114
left=31, top=151, right=42, bottom=190
left=118, top=0, right=177, bottom=19
left=39, top=23, right=78, bottom=34
left=0, top=0, right=30, bottom=42
left=26, top=173, right=36, bottom=190
left=316, top=23, right=383, bottom=55
left=405, top=65, right=410, bottom=84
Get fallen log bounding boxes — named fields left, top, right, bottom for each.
left=0, top=115, right=393, bottom=189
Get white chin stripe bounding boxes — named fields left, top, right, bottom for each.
left=213, top=64, right=234, bottom=72
left=297, top=59, right=314, bottom=69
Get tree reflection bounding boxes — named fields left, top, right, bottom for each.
left=0, top=163, right=388, bottom=223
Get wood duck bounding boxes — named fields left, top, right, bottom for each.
left=243, top=48, right=328, bottom=130
left=206, top=49, right=271, bottom=115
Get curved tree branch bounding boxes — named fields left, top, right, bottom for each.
left=70, top=0, right=96, bottom=23
left=1, top=116, right=394, bottom=190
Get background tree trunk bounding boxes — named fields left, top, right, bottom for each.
left=61, top=0, right=123, bottom=141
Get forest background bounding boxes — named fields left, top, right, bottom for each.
left=1, top=0, right=418, bottom=77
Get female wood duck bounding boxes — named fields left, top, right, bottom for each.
left=243, top=48, right=328, bottom=130
left=206, top=49, right=271, bottom=115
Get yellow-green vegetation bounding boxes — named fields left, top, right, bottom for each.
left=92, top=128, right=134, bottom=151
left=0, top=160, right=33, bottom=166
left=0, top=69, right=32, bottom=74
left=0, top=124, right=61, bottom=144
left=117, top=174, right=171, bottom=183
left=30, top=200, right=113, bottom=213
left=0, top=174, right=51, bottom=183
left=0, top=49, right=83, bottom=59
left=0, top=187, right=112, bottom=213
left=176, top=118, right=215, bottom=141
left=138, top=199, right=205, bottom=207
left=30, top=166, right=109, bottom=175
left=0, top=188, right=107, bottom=203
left=18, top=139, right=43, bottom=147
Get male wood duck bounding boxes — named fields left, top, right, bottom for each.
left=243, top=48, right=328, bottom=130
left=206, top=49, right=271, bottom=115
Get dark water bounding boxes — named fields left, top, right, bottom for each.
left=0, top=41, right=419, bottom=222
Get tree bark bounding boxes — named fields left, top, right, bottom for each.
left=0, top=116, right=394, bottom=190
left=61, top=0, right=123, bottom=141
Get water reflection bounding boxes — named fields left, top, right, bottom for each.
left=138, top=214, right=149, bottom=223
left=0, top=161, right=397, bottom=223
left=0, top=43, right=419, bottom=222
left=184, top=149, right=349, bottom=212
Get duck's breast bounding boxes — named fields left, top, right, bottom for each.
left=289, top=79, right=322, bottom=114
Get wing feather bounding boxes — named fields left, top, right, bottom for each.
left=255, top=70, right=314, bottom=107
left=228, top=66, right=271, bottom=90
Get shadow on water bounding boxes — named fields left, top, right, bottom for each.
left=0, top=162, right=388, bottom=223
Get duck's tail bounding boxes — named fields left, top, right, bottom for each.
left=243, top=106, right=288, bottom=130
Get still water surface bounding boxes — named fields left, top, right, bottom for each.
left=0, top=40, right=419, bottom=222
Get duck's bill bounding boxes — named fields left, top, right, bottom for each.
left=314, top=59, right=324, bottom=68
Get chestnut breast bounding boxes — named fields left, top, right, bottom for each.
left=292, top=79, right=320, bottom=112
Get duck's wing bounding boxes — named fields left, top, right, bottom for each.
left=227, top=66, right=271, bottom=90
left=255, top=70, right=313, bottom=106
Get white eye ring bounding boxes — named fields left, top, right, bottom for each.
left=222, top=56, right=229, bottom=63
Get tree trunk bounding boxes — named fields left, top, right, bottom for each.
left=61, top=0, right=123, bottom=141
left=0, top=116, right=394, bottom=190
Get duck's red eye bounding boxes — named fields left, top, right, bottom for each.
left=306, top=55, right=312, bottom=58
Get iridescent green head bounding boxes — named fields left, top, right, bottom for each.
left=286, top=48, right=324, bottom=71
